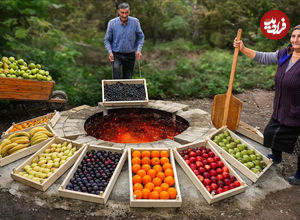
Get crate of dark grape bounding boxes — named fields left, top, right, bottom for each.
left=58, top=144, right=127, bottom=204
left=207, top=126, right=273, bottom=182
left=102, top=79, right=149, bottom=107
left=173, top=140, right=247, bottom=204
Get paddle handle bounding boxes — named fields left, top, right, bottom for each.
left=222, top=29, right=242, bottom=126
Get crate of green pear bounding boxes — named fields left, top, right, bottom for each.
left=59, top=145, right=127, bottom=204
left=208, top=127, right=272, bottom=182
left=0, top=124, right=55, bottom=167
left=11, top=137, right=84, bottom=191
left=0, top=56, right=52, bottom=81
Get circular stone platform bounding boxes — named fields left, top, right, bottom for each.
left=0, top=100, right=291, bottom=218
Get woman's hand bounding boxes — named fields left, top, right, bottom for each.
left=233, top=37, right=245, bottom=51
left=233, top=37, right=256, bottom=59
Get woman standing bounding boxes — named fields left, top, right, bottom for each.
left=233, top=25, right=300, bottom=185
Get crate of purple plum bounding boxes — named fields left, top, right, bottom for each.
left=102, top=79, right=149, bottom=107
left=173, top=140, right=247, bottom=204
left=58, top=144, right=127, bottom=204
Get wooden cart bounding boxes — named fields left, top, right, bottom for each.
left=0, top=77, right=67, bottom=110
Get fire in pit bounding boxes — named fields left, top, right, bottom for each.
left=84, top=108, right=189, bottom=143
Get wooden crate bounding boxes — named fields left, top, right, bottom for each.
left=10, top=137, right=84, bottom=191
left=102, top=79, right=149, bottom=107
left=0, top=124, right=56, bottom=167
left=0, top=77, right=54, bottom=101
left=174, top=140, right=247, bottom=204
left=3, top=110, right=60, bottom=136
left=58, top=145, right=127, bottom=204
left=128, top=147, right=182, bottom=207
left=207, top=126, right=273, bottom=182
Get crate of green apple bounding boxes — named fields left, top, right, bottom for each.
left=173, top=140, right=247, bottom=204
left=11, top=137, right=84, bottom=191
left=208, top=126, right=273, bottom=182
left=58, top=144, right=127, bottom=204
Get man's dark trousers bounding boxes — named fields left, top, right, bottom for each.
left=112, top=52, right=135, bottom=79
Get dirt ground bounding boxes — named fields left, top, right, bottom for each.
left=0, top=89, right=299, bottom=220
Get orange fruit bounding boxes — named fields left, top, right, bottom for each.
left=152, top=177, right=162, bottom=186
left=133, top=183, right=143, bottom=191
left=132, top=164, right=141, bottom=174
left=160, top=150, right=169, bottom=158
left=153, top=165, right=163, bottom=173
left=151, top=150, right=160, bottom=158
left=141, top=157, right=151, bottom=165
left=153, top=186, right=162, bottom=194
left=133, top=190, right=143, bottom=199
left=137, top=169, right=146, bottom=178
left=142, top=164, right=151, bottom=172
left=151, top=157, right=160, bottom=166
left=147, top=169, right=156, bottom=179
left=164, top=176, right=175, bottom=186
left=167, top=187, right=177, bottom=199
left=132, top=157, right=141, bottom=165
left=145, top=182, right=155, bottom=191
left=164, top=168, right=174, bottom=177
left=163, top=162, right=172, bottom=171
left=132, top=175, right=142, bottom=184
left=142, top=188, right=150, bottom=199
left=149, top=191, right=159, bottom=199
left=132, top=151, right=141, bottom=158
left=160, top=191, right=169, bottom=199
left=156, top=172, right=165, bottom=181
left=161, top=183, right=170, bottom=191
left=160, top=157, right=169, bottom=165
left=141, top=150, right=151, bottom=158
left=142, top=175, right=152, bottom=185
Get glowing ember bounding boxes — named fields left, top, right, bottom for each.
left=84, top=108, right=189, bottom=143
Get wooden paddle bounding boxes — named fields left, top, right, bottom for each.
left=211, top=29, right=243, bottom=131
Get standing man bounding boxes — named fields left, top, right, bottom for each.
left=104, top=2, right=144, bottom=79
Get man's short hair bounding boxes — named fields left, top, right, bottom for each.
left=118, top=2, right=130, bottom=9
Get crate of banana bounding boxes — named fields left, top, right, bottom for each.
left=0, top=125, right=55, bottom=166
left=11, top=136, right=84, bottom=191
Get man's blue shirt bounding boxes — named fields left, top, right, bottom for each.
left=104, top=16, right=144, bottom=54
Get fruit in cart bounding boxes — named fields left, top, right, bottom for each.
left=65, top=149, right=122, bottom=195
left=212, top=131, right=267, bottom=173
left=18, top=142, right=78, bottom=182
left=180, top=146, right=242, bottom=195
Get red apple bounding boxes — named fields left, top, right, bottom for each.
left=217, top=180, right=225, bottom=188
left=197, top=175, right=204, bottom=182
left=222, top=166, right=229, bottom=173
left=193, top=169, right=199, bottom=175
left=200, top=146, right=206, bottom=151
left=196, top=149, right=201, bottom=156
left=205, top=185, right=212, bottom=193
left=204, top=164, right=211, bottom=171
left=198, top=166, right=205, bottom=174
left=195, top=161, right=203, bottom=167
left=185, top=159, right=191, bottom=165
left=196, top=156, right=203, bottom=161
left=216, top=187, right=224, bottom=194
left=184, top=155, right=189, bottom=159
left=189, top=151, right=196, bottom=157
left=223, top=186, right=229, bottom=191
left=213, top=156, right=220, bottom=162
left=222, top=172, right=230, bottom=179
left=207, top=157, right=214, bottom=163
left=187, top=148, right=192, bottom=152
left=230, top=175, right=237, bottom=182
left=211, top=183, right=218, bottom=190
left=210, top=162, right=218, bottom=170
left=202, top=153, right=208, bottom=158
left=217, top=161, right=224, bottom=168
left=216, top=174, right=223, bottom=181
left=203, top=178, right=211, bottom=186
left=183, top=150, right=188, bottom=154
left=229, top=183, right=235, bottom=189
left=202, top=159, right=208, bottom=165
left=234, top=181, right=241, bottom=187
left=208, top=151, right=215, bottom=158
left=209, top=169, right=217, bottom=177
left=203, top=171, right=210, bottom=179
left=210, top=176, right=217, bottom=183
left=224, top=178, right=231, bottom=186
left=190, top=156, right=196, bottom=163
left=216, top=168, right=223, bottom=174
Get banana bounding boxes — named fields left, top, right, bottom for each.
left=31, top=137, right=48, bottom=146
left=29, top=127, right=48, bottom=137
left=1, top=143, right=18, bottom=157
left=7, top=131, right=30, bottom=140
left=33, top=130, right=53, bottom=137
left=8, top=143, right=30, bottom=155
left=30, top=133, right=48, bottom=145
left=11, top=137, right=30, bottom=144
left=0, top=139, right=11, bottom=153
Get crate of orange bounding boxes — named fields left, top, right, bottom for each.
left=173, top=140, right=248, bottom=204
left=3, top=110, right=60, bottom=136
left=128, top=148, right=182, bottom=207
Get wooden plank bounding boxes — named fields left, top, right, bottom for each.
left=128, top=147, right=182, bottom=207
left=3, top=111, right=60, bottom=136
left=10, top=137, right=84, bottom=191
left=0, top=78, right=54, bottom=101
left=174, top=140, right=247, bottom=204
left=0, top=124, right=56, bottom=167
left=102, top=79, right=149, bottom=107
left=236, top=121, right=264, bottom=144
left=59, top=145, right=127, bottom=204
left=207, top=126, right=272, bottom=182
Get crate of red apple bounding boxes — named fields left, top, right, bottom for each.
left=174, top=140, right=247, bottom=204
left=102, top=79, right=149, bottom=107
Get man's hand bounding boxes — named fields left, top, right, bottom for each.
left=109, top=53, right=114, bottom=62
left=136, top=51, right=142, bottom=60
